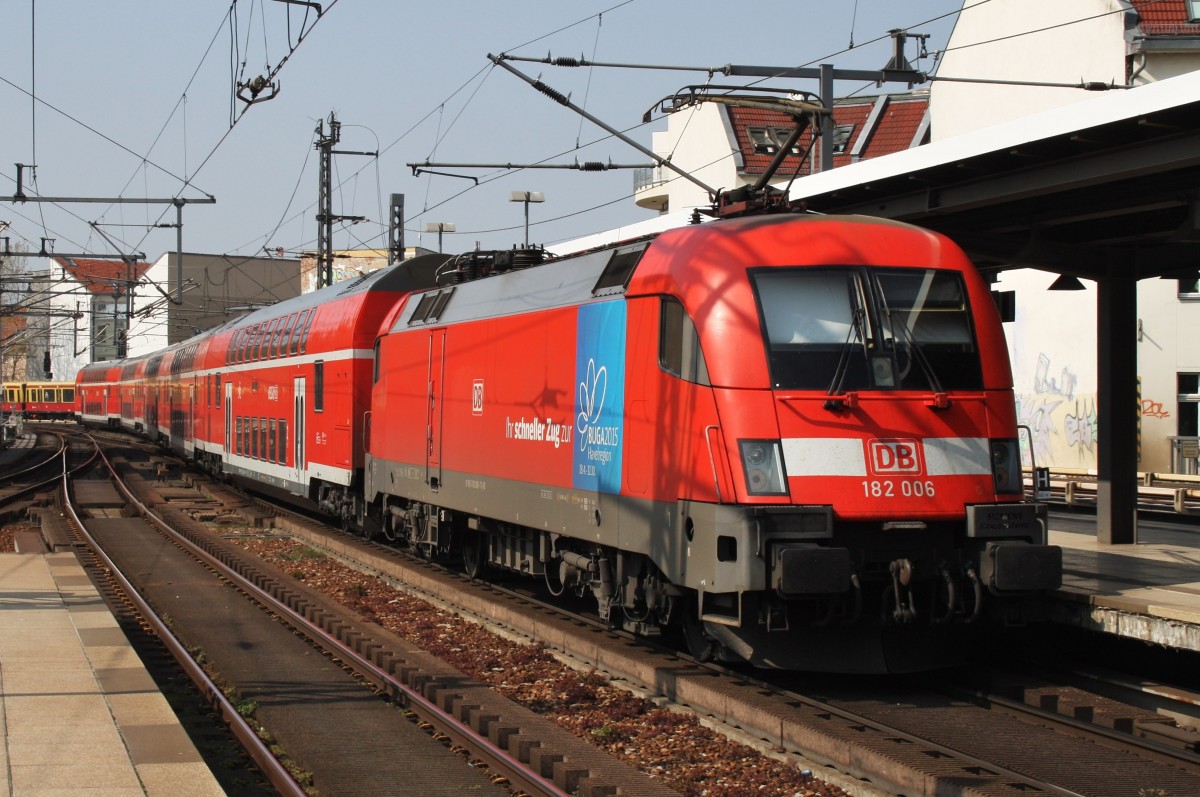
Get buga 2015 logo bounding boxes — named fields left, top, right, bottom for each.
left=868, top=439, right=923, bottom=474
left=573, top=302, right=625, bottom=493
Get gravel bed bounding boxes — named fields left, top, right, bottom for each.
left=231, top=535, right=849, bottom=797
left=0, top=524, right=35, bottom=552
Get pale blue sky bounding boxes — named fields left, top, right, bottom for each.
left=0, top=1, right=966, bottom=262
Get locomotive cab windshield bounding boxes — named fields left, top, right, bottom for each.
left=752, top=266, right=983, bottom=393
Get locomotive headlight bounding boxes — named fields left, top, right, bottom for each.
left=739, top=439, right=788, bottom=496
left=990, top=439, right=1023, bottom=495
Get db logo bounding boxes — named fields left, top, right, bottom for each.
left=471, top=379, right=484, bottom=415
left=868, top=439, right=922, bottom=474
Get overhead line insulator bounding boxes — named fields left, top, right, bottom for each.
left=533, top=80, right=570, bottom=106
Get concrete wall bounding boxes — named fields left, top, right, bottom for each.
left=931, top=0, right=1133, bottom=140
left=997, top=270, right=1099, bottom=470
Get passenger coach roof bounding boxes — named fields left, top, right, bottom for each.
left=78, top=254, right=454, bottom=365
left=223, top=252, right=450, bottom=333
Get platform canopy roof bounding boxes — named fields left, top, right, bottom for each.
left=788, top=70, right=1200, bottom=280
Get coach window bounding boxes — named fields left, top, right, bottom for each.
left=659, top=297, right=711, bottom=385
left=279, top=313, right=298, bottom=357
left=299, top=310, right=316, bottom=354
left=260, top=418, right=268, bottom=461
left=256, top=323, right=268, bottom=359
left=278, top=420, right=288, bottom=465
left=251, top=418, right=259, bottom=459
left=270, top=317, right=285, bottom=357
left=314, top=361, right=325, bottom=412
left=235, top=418, right=243, bottom=455
left=63, top=388, right=74, bottom=403
left=269, top=419, right=277, bottom=462
left=260, top=320, right=278, bottom=360
left=237, top=326, right=251, bottom=363
left=290, top=310, right=310, bottom=356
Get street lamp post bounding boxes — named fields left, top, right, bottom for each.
left=424, top=222, right=455, bottom=253
left=509, top=191, right=544, bottom=247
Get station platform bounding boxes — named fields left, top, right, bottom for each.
left=1048, top=517, right=1200, bottom=652
left=0, top=552, right=225, bottom=797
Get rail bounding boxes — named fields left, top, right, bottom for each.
left=1025, top=467, right=1200, bottom=514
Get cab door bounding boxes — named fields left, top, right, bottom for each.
left=426, top=331, right=445, bottom=491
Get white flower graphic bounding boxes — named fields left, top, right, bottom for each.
left=576, top=357, right=607, bottom=452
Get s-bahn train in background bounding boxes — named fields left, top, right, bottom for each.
left=76, top=214, right=1062, bottom=672
left=3, top=381, right=76, bottom=421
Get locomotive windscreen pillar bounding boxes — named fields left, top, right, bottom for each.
left=1096, top=273, right=1139, bottom=545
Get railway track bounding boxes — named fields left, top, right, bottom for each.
left=0, top=429, right=68, bottom=504
left=11, top=426, right=1200, bottom=796
left=43, top=429, right=680, bottom=797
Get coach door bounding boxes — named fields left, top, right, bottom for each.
left=293, top=377, right=306, bottom=485
left=224, top=382, right=233, bottom=455
left=187, top=382, right=195, bottom=446
left=426, top=330, right=445, bottom=491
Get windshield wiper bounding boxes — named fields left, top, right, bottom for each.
left=881, top=298, right=945, bottom=398
left=824, top=306, right=867, bottom=409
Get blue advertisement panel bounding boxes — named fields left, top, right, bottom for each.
left=573, top=301, right=625, bottom=493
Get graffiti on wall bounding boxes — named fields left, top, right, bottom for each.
left=1141, top=399, right=1170, bottom=419
left=1064, top=398, right=1098, bottom=455
left=1033, top=352, right=1077, bottom=400
left=1016, top=354, right=1096, bottom=468
left=1015, top=395, right=1062, bottom=468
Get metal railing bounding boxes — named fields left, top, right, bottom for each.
left=633, top=166, right=666, bottom=192
left=1026, top=466, right=1200, bottom=514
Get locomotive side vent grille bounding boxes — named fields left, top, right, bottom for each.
left=408, top=287, right=456, bottom=326
left=592, top=242, right=649, bottom=296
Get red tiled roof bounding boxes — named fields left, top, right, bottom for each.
left=54, top=257, right=152, bottom=296
left=729, top=95, right=929, bottom=176
left=861, top=100, right=927, bottom=158
left=1130, top=0, right=1200, bottom=35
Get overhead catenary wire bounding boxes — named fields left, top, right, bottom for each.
left=7, top=0, right=1171, bottom=362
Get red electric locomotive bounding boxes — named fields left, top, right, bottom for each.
left=364, top=214, right=1061, bottom=672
